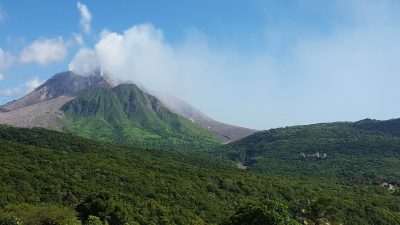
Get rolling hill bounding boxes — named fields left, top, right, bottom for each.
left=216, top=118, right=400, bottom=182
left=1, top=125, right=400, bottom=224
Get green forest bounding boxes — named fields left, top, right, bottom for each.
left=215, top=119, right=400, bottom=183
left=1, top=124, right=400, bottom=224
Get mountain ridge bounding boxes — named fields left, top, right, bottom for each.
left=0, top=70, right=256, bottom=144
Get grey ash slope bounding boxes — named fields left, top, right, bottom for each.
left=0, top=71, right=114, bottom=129
left=155, top=93, right=257, bottom=143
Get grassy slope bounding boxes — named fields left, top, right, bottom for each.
left=216, top=120, right=400, bottom=183
left=60, top=84, right=220, bottom=150
left=1, top=125, right=400, bottom=224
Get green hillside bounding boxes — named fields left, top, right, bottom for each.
left=216, top=119, right=400, bottom=183
left=60, top=84, right=220, bottom=150
left=1, top=125, right=400, bottom=224
left=352, top=118, right=400, bottom=136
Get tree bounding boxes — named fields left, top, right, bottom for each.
left=0, top=217, right=22, bottom=225
left=86, top=216, right=102, bottom=225
left=76, top=193, right=115, bottom=223
left=76, top=193, right=128, bottom=225
left=40, top=218, right=61, bottom=225
left=222, top=200, right=301, bottom=225
left=300, top=197, right=338, bottom=225
left=108, top=206, right=128, bottom=225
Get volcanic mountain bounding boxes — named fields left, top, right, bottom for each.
left=0, top=71, right=256, bottom=145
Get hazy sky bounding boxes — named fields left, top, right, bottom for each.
left=0, top=0, right=400, bottom=130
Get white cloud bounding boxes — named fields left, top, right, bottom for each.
left=19, top=37, right=68, bottom=65
left=68, top=48, right=99, bottom=75
left=0, top=48, right=14, bottom=68
left=69, top=24, right=277, bottom=99
left=25, top=77, right=42, bottom=91
left=277, top=1, right=400, bottom=125
left=0, top=73, right=4, bottom=81
left=70, top=24, right=210, bottom=89
left=68, top=24, right=281, bottom=129
left=0, top=87, right=21, bottom=97
left=69, top=1, right=400, bottom=129
left=77, top=1, right=92, bottom=34
left=0, top=37, right=67, bottom=68
left=0, top=77, right=43, bottom=97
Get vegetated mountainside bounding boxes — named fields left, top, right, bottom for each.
left=1, top=125, right=400, bottom=224
left=0, top=71, right=114, bottom=129
left=60, top=83, right=220, bottom=150
left=216, top=119, right=400, bottom=182
left=155, top=93, right=257, bottom=144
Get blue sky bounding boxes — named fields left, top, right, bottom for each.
left=1, top=0, right=400, bottom=130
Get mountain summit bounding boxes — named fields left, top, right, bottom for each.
left=0, top=71, right=255, bottom=145
left=0, top=71, right=114, bottom=112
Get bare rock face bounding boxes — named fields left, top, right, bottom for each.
left=0, top=71, right=114, bottom=112
left=0, top=71, right=115, bottom=129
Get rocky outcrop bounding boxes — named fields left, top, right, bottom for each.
left=0, top=71, right=114, bottom=112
